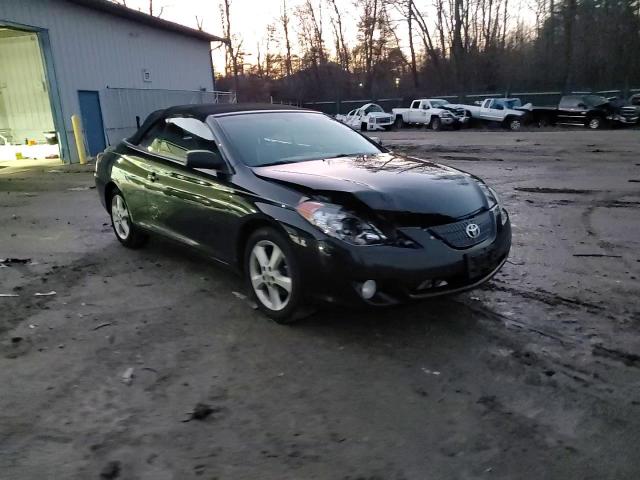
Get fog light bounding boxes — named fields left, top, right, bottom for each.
left=360, top=280, right=377, bottom=300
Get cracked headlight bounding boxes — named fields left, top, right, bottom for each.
left=478, top=183, right=498, bottom=208
left=479, top=184, right=508, bottom=226
left=296, top=201, right=387, bottom=245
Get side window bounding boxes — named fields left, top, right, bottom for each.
left=411, top=101, right=420, bottom=109
left=138, top=122, right=166, bottom=153
left=559, top=96, right=578, bottom=108
left=138, top=117, right=218, bottom=163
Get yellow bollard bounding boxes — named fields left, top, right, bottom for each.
left=71, top=114, right=88, bottom=165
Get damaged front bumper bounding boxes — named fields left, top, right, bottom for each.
left=290, top=212, right=512, bottom=307
left=608, top=114, right=639, bottom=125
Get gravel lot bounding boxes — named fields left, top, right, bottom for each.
left=1, top=129, right=639, bottom=479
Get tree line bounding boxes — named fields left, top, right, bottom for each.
left=207, top=0, right=640, bottom=103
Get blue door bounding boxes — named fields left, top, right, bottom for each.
left=78, top=90, right=106, bottom=156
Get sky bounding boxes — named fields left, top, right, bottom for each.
left=121, top=0, right=338, bottom=72
left=121, top=0, right=535, bottom=75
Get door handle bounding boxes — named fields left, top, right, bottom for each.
left=147, top=172, right=158, bottom=182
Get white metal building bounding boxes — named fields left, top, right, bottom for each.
left=0, top=0, right=228, bottom=163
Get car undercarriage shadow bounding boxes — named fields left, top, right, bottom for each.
left=137, top=234, right=487, bottom=351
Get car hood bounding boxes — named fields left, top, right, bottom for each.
left=252, top=153, right=489, bottom=224
left=367, top=112, right=391, bottom=118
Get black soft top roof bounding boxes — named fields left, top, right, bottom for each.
left=129, top=103, right=309, bottom=144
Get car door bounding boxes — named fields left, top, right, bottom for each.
left=350, top=108, right=362, bottom=129
left=421, top=101, right=432, bottom=123
left=408, top=100, right=421, bottom=123
left=482, top=100, right=504, bottom=121
left=557, top=96, right=586, bottom=125
left=479, top=100, right=494, bottom=120
left=134, top=116, right=242, bottom=261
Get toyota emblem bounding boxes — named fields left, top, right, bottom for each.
left=465, top=223, right=480, bottom=239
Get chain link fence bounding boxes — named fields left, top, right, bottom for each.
left=301, top=88, right=640, bottom=116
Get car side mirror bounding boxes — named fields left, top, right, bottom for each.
left=186, top=150, right=227, bottom=172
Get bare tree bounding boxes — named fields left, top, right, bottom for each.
left=327, top=0, right=350, bottom=72
left=280, top=0, right=294, bottom=76
left=220, top=0, right=242, bottom=93
left=561, top=0, right=576, bottom=91
left=148, top=0, right=164, bottom=17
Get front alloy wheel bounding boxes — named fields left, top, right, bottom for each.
left=588, top=117, right=602, bottom=129
left=245, top=228, right=301, bottom=323
left=431, top=117, right=442, bottom=131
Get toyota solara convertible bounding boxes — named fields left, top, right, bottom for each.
left=95, top=104, right=511, bottom=322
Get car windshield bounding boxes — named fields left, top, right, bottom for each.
left=214, top=112, right=382, bottom=167
left=430, top=100, right=449, bottom=108
left=366, top=104, right=384, bottom=113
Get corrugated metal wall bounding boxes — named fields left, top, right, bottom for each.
left=0, top=30, right=54, bottom=142
left=0, top=0, right=220, bottom=162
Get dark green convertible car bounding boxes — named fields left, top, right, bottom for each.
left=95, top=104, right=511, bottom=322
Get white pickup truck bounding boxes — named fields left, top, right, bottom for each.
left=451, top=98, right=529, bottom=130
left=336, top=103, right=394, bottom=131
left=392, top=99, right=469, bottom=130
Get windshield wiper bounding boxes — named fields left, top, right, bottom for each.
left=258, top=153, right=373, bottom=167
left=329, top=153, right=370, bottom=159
left=259, top=160, right=297, bottom=167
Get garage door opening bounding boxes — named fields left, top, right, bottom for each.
left=0, top=27, right=60, bottom=167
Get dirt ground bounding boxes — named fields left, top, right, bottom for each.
left=1, top=129, right=639, bottom=480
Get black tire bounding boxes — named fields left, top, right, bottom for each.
left=538, top=115, right=551, bottom=128
left=361, top=122, right=368, bottom=132
left=244, top=227, right=303, bottom=323
left=109, top=188, right=148, bottom=249
left=464, top=112, right=473, bottom=128
left=505, top=117, right=522, bottom=131
left=394, top=116, right=404, bottom=129
left=587, top=116, right=603, bottom=130
left=431, top=117, right=442, bottom=131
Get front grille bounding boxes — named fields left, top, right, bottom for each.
left=376, top=117, right=392, bottom=124
left=429, top=210, right=495, bottom=249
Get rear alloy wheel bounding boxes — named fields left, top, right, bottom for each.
left=110, top=190, right=147, bottom=248
left=588, top=117, right=602, bottom=129
left=245, top=228, right=301, bottom=323
left=431, top=117, right=442, bottom=131
left=507, top=118, right=522, bottom=131
left=538, top=115, right=551, bottom=128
